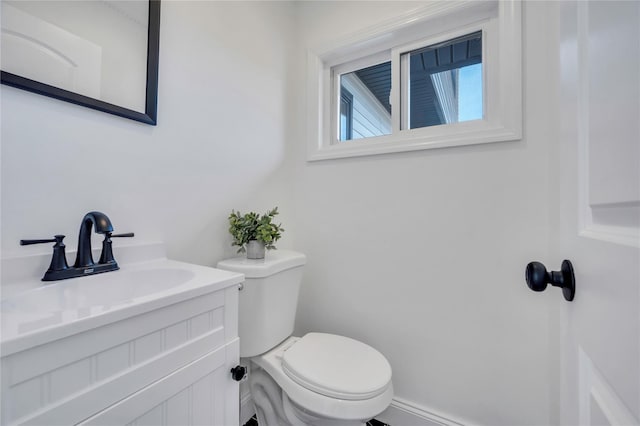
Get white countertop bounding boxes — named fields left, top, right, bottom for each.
left=1, top=245, right=244, bottom=356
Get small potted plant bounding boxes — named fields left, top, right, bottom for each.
left=228, top=207, right=284, bottom=259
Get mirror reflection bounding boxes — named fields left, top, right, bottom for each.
left=1, top=1, right=149, bottom=113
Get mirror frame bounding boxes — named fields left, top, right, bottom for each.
left=1, top=0, right=161, bottom=125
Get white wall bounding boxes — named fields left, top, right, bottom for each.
left=291, top=2, right=558, bottom=425
left=2, top=2, right=564, bottom=425
left=1, top=1, right=297, bottom=267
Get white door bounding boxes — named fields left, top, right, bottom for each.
left=555, top=1, right=639, bottom=425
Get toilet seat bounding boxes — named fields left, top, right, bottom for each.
left=282, top=333, right=392, bottom=401
left=251, top=334, right=394, bottom=421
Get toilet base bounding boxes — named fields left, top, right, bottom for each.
left=249, top=365, right=367, bottom=426
left=283, top=393, right=367, bottom=426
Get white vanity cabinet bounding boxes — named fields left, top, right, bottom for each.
left=0, top=254, right=243, bottom=426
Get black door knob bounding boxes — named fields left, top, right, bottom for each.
left=525, top=260, right=575, bottom=301
left=230, top=365, right=247, bottom=382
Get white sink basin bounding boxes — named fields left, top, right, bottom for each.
left=2, top=267, right=196, bottom=313
left=1, top=256, right=244, bottom=355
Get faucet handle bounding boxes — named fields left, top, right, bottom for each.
left=99, top=232, right=134, bottom=264
left=111, top=233, right=135, bottom=238
left=21, top=235, right=70, bottom=279
left=20, top=236, right=59, bottom=245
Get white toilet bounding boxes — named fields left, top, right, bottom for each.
left=217, top=250, right=393, bottom=426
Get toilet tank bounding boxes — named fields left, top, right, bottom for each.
left=217, top=250, right=306, bottom=357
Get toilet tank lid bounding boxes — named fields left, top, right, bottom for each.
left=216, top=249, right=306, bottom=278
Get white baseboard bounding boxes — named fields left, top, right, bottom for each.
left=377, top=397, right=475, bottom=426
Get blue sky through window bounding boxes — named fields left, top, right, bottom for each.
left=458, top=63, right=483, bottom=122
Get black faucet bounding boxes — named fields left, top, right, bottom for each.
left=20, top=211, right=134, bottom=281
left=75, top=211, right=113, bottom=268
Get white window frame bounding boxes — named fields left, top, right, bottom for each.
left=306, top=0, right=522, bottom=161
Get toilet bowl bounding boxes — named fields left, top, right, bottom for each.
left=217, top=250, right=393, bottom=426
left=251, top=334, right=393, bottom=425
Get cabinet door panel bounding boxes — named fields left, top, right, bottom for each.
left=80, top=339, right=239, bottom=426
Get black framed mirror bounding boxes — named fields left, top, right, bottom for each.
left=1, top=0, right=160, bottom=125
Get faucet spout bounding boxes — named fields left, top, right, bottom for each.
left=74, top=211, right=113, bottom=268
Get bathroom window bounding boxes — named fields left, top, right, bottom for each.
left=337, top=60, right=392, bottom=141
left=307, top=1, right=522, bottom=161
left=400, top=31, right=483, bottom=130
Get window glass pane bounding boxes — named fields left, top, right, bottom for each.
left=340, top=88, right=353, bottom=141
left=402, top=31, right=482, bottom=130
left=338, top=61, right=392, bottom=141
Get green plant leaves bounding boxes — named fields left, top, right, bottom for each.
left=228, top=207, right=284, bottom=253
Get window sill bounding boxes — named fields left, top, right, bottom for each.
left=307, top=118, right=521, bottom=161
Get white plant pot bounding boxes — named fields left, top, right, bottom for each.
left=246, top=240, right=266, bottom=259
